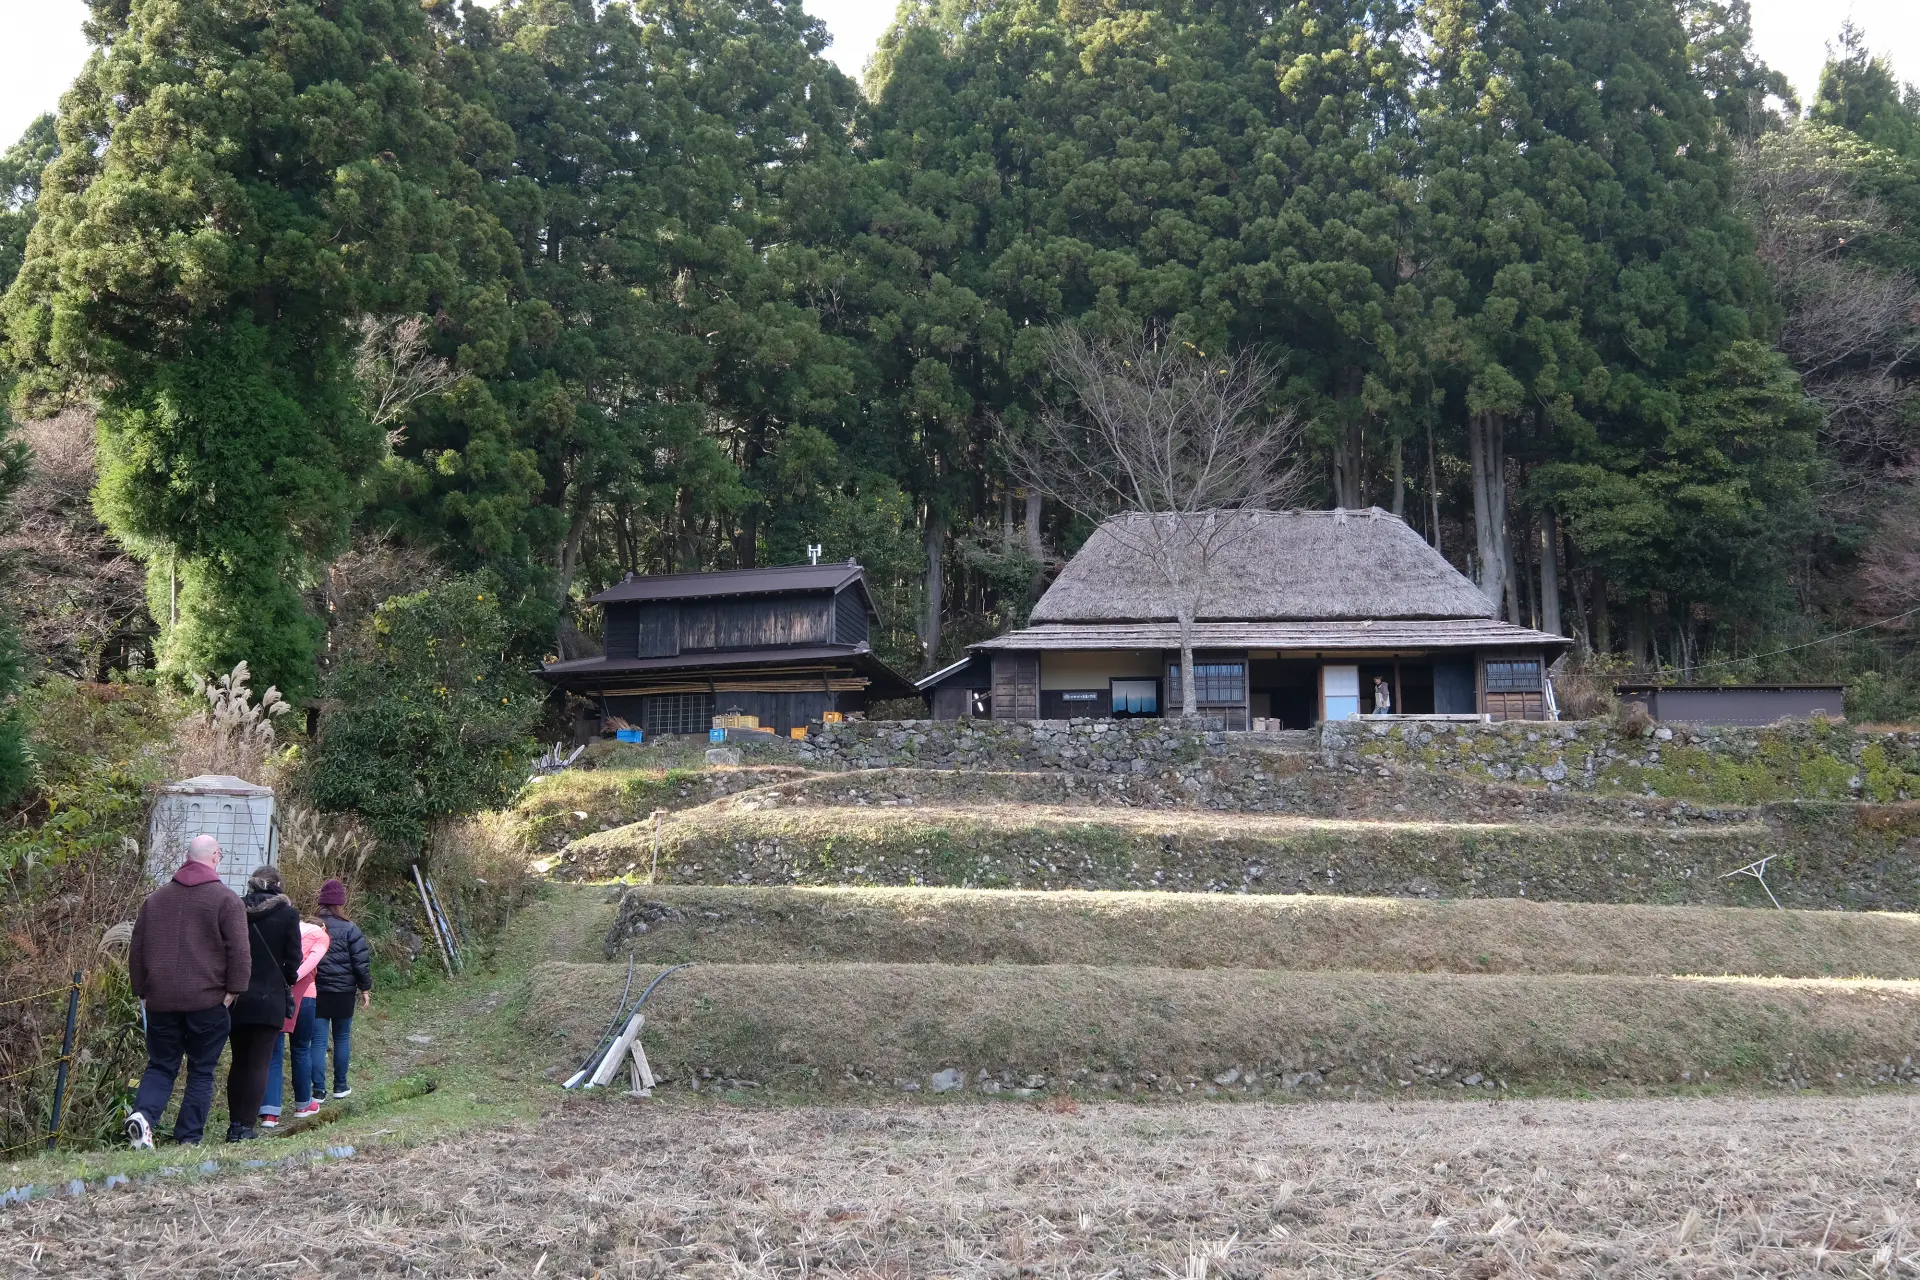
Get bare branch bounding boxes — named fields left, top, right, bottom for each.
left=1004, top=327, right=1312, bottom=716
left=354, top=315, right=461, bottom=449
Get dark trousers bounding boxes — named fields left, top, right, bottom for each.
left=134, top=1006, right=229, bottom=1144
left=226, top=1024, right=280, bottom=1130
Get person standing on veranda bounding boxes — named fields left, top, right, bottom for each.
left=125, top=834, right=249, bottom=1148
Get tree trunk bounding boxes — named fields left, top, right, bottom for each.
left=1332, top=422, right=1365, bottom=509
left=1467, top=412, right=1509, bottom=615
left=1426, top=421, right=1441, bottom=553
left=734, top=504, right=759, bottom=569
left=1538, top=507, right=1563, bottom=636
left=1514, top=506, right=1534, bottom=628
left=919, top=508, right=947, bottom=672
left=1177, top=607, right=1198, bottom=718
left=1627, top=599, right=1649, bottom=668
left=675, top=487, right=700, bottom=572
left=1023, top=489, right=1044, bottom=560
left=1390, top=435, right=1405, bottom=517
left=1591, top=571, right=1611, bottom=653
left=555, top=501, right=592, bottom=651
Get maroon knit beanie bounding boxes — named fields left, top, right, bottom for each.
left=318, top=878, right=347, bottom=906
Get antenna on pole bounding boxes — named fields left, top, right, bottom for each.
left=807, top=544, right=822, bottom=566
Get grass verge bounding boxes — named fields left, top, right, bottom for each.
left=527, top=960, right=1920, bottom=1095
left=598, top=884, right=1920, bottom=977
left=2, top=886, right=618, bottom=1191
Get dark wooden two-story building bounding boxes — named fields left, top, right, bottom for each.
left=538, top=561, right=917, bottom=738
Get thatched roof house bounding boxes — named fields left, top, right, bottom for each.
left=923, top=508, right=1569, bottom=727
left=1029, top=508, right=1497, bottom=623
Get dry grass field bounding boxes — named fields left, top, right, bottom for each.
left=596, top=884, right=1920, bottom=977
left=7, top=1094, right=1918, bottom=1277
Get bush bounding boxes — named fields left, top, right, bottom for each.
left=301, top=576, right=539, bottom=868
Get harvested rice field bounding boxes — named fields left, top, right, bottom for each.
left=7, top=1093, right=1919, bottom=1277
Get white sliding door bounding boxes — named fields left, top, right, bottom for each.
left=1322, top=665, right=1360, bottom=722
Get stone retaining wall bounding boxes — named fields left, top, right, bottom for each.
left=1321, top=718, right=1920, bottom=804
left=797, top=716, right=1920, bottom=807
left=795, top=717, right=1228, bottom=773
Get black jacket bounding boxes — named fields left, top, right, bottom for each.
left=233, top=892, right=302, bottom=1027
left=315, top=914, right=373, bottom=995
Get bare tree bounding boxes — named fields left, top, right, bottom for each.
left=353, top=315, right=461, bottom=449
left=1008, top=328, right=1310, bottom=717
left=1738, top=131, right=1920, bottom=511
left=0, top=409, right=152, bottom=677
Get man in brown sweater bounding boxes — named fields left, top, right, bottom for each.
left=126, top=834, right=250, bottom=1147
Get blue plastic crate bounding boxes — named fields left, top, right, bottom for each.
left=615, top=728, right=643, bottom=743
left=709, top=728, right=726, bottom=743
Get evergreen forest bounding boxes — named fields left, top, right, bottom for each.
left=4, top=0, right=1920, bottom=719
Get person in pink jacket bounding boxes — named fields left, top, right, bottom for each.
left=259, top=920, right=330, bottom=1127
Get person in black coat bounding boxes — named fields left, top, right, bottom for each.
left=230, top=865, right=302, bottom=1140
left=313, top=878, right=373, bottom=1099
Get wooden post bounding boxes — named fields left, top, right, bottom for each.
left=650, top=810, right=665, bottom=884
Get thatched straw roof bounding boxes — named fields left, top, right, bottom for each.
left=1029, top=508, right=1495, bottom=623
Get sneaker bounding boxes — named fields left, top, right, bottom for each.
left=331, top=1087, right=352, bottom=1099
left=125, top=1111, right=154, bottom=1151
left=294, top=1101, right=322, bottom=1118
left=224, top=1124, right=257, bottom=1143
left=259, top=1114, right=279, bottom=1129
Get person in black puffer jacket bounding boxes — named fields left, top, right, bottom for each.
left=312, top=878, right=372, bottom=1099
left=231, top=866, right=302, bottom=1141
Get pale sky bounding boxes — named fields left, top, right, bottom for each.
left=0, top=0, right=1914, bottom=155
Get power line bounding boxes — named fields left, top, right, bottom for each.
left=1671, top=603, right=1920, bottom=679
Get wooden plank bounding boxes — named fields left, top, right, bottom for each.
left=627, top=1037, right=656, bottom=1097
left=590, top=1012, right=645, bottom=1089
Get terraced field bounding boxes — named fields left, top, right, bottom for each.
left=526, top=759, right=1920, bottom=1102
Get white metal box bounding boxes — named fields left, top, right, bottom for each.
left=147, top=775, right=278, bottom=893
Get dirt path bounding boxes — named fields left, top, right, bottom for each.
left=8, top=1091, right=1917, bottom=1277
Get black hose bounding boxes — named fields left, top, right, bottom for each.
left=626, top=962, right=692, bottom=1017
left=570, top=963, right=693, bottom=1089
left=565, top=955, right=634, bottom=1088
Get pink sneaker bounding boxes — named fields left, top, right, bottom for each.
left=294, top=1101, right=322, bottom=1118
left=259, top=1114, right=279, bottom=1129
